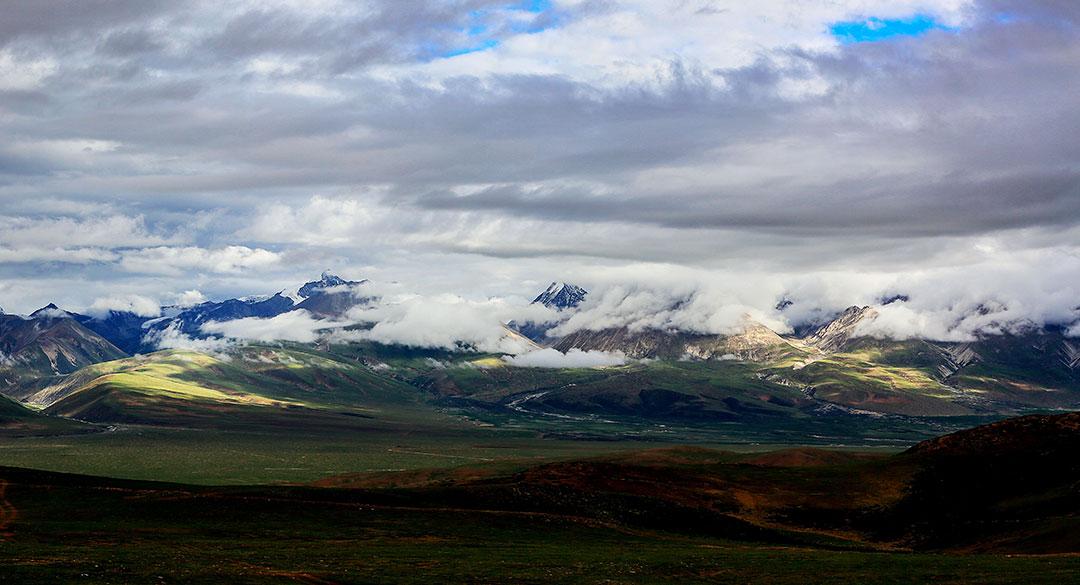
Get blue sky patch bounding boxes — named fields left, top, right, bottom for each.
left=441, top=38, right=500, bottom=58
left=427, top=1, right=559, bottom=59
left=514, top=0, right=552, bottom=13
left=830, top=14, right=954, bottom=43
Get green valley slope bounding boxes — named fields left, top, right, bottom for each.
left=27, top=346, right=456, bottom=432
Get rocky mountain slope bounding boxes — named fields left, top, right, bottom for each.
left=67, top=272, right=368, bottom=354
left=532, top=281, right=588, bottom=310
left=0, top=310, right=126, bottom=380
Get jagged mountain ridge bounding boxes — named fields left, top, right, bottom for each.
left=0, top=312, right=126, bottom=382
left=508, top=281, right=590, bottom=343
left=532, top=282, right=588, bottom=310
left=0, top=272, right=368, bottom=368
left=534, top=288, right=1080, bottom=413
left=73, top=272, right=367, bottom=353
left=801, top=305, right=879, bottom=353
left=553, top=319, right=805, bottom=362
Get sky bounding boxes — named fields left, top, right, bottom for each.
left=0, top=0, right=1078, bottom=342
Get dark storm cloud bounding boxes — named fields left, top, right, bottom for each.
left=0, top=0, right=175, bottom=46
left=378, top=8, right=1079, bottom=238
left=199, top=2, right=518, bottom=72
left=96, top=28, right=166, bottom=58
left=411, top=170, right=1080, bottom=236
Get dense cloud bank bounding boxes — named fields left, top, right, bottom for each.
left=201, top=310, right=340, bottom=344
left=163, top=253, right=1080, bottom=354
left=342, top=291, right=556, bottom=354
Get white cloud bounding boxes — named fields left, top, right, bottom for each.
left=241, top=195, right=385, bottom=246
left=502, top=348, right=626, bottom=368
left=144, top=323, right=233, bottom=354
left=0, top=50, right=57, bottom=91
left=172, top=290, right=208, bottom=307
left=88, top=294, right=161, bottom=317
left=201, top=310, right=338, bottom=343
left=0, top=215, right=171, bottom=249
left=346, top=291, right=551, bottom=353
left=548, top=276, right=790, bottom=338
left=531, top=246, right=1080, bottom=343
left=119, top=246, right=281, bottom=275
left=0, top=246, right=118, bottom=264
left=387, top=0, right=971, bottom=89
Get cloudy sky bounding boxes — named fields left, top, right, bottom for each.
left=1, top=0, right=1078, bottom=338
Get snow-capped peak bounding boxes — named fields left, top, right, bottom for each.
left=532, top=281, right=588, bottom=310
left=30, top=303, right=74, bottom=319
left=277, top=272, right=359, bottom=305
left=320, top=270, right=346, bottom=285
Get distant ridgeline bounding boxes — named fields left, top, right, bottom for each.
left=0, top=275, right=1079, bottom=430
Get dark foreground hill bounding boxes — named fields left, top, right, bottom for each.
left=882, top=412, right=1080, bottom=551
left=0, top=412, right=1077, bottom=583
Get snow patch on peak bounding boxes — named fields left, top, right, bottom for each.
left=30, top=303, right=73, bottom=319
left=532, top=281, right=588, bottom=310
left=278, top=285, right=305, bottom=305
left=320, top=270, right=345, bottom=284
left=277, top=273, right=362, bottom=306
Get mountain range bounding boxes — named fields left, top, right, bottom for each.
left=2, top=272, right=366, bottom=356
left=1, top=275, right=1079, bottom=431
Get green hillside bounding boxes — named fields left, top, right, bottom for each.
left=0, top=393, right=90, bottom=437
left=33, top=347, right=451, bottom=431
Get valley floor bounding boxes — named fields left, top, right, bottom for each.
left=0, top=421, right=938, bottom=485
left=3, top=501, right=1078, bottom=585
left=0, top=412, right=1078, bottom=584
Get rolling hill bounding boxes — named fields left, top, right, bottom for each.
left=0, top=393, right=90, bottom=436
left=27, top=347, right=449, bottom=431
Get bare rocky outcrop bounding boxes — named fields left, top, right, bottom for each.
left=801, top=306, right=879, bottom=353
left=934, top=342, right=981, bottom=379
left=1060, top=340, right=1080, bottom=371
left=554, top=318, right=801, bottom=361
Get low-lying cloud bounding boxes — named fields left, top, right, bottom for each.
left=345, top=292, right=555, bottom=354
left=143, top=322, right=233, bottom=354
left=549, top=283, right=789, bottom=338
left=88, top=294, right=161, bottom=318
left=120, top=246, right=281, bottom=275
left=143, top=250, right=1080, bottom=357
left=502, top=348, right=627, bottom=368
left=201, top=310, right=338, bottom=343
